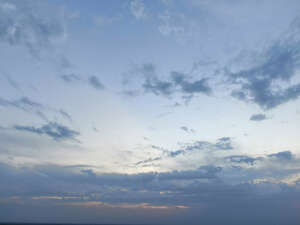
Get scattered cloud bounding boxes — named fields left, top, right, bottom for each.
left=0, top=96, right=72, bottom=123
left=123, top=63, right=212, bottom=101
left=135, top=137, right=234, bottom=166
left=14, top=122, right=80, bottom=142
left=229, top=17, right=300, bottom=109
left=0, top=96, right=43, bottom=116
left=0, top=0, right=66, bottom=57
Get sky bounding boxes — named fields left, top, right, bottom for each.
left=1, top=0, right=300, bottom=224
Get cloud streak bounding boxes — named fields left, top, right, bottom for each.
left=14, top=122, right=80, bottom=142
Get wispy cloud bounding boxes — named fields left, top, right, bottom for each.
left=14, top=122, right=80, bottom=142
left=0, top=96, right=72, bottom=123
left=135, top=137, right=234, bottom=166
left=130, top=0, right=147, bottom=20
left=0, top=0, right=66, bottom=57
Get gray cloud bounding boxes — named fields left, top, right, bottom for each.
left=143, top=76, right=173, bottom=96
left=14, top=122, right=80, bottom=142
left=229, top=17, right=300, bottom=109
left=268, top=151, right=293, bottom=161
left=225, top=155, right=264, bottom=165
left=250, top=113, right=267, bottom=121
left=0, top=96, right=43, bottom=112
left=88, top=76, right=105, bottom=90
left=0, top=0, right=65, bottom=57
left=180, top=126, right=195, bottom=134
left=171, top=71, right=212, bottom=95
left=59, top=109, right=72, bottom=122
left=4, top=74, right=21, bottom=90
left=1, top=147, right=300, bottom=224
left=60, top=74, right=81, bottom=83
left=135, top=137, right=234, bottom=166
left=124, top=63, right=212, bottom=100
left=215, top=137, right=233, bottom=150
left=0, top=96, right=72, bottom=123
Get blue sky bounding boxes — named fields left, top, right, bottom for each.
left=1, top=0, right=300, bottom=224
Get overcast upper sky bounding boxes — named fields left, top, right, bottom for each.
left=1, top=0, right=300, bottom=224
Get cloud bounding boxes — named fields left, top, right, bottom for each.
left=59, top=109, right=72, bottom=122
left=124, top=63, right=212, bottom=100
left=225, top=155, right=264, bottom=165
left=143, top=77, right=173, bottom=96
left=0, top=96, right=43, bottom=114
left=14, top=122, right=80, bottom=142
left=1, top=147, right=300, bottom=224
left=130, top=0, right=147, bottom=20
left=60, top=74, right=105, bottom=91
left=88, top=76, right=105, bottom=90
left=250, top=113, right=267, bottom=121
left=180, top=126, right=195, bottom=134
left=60, top=74, right=81, bottom=83
left=229, top=17, right=300, bottom=109
left=268, top=151, right=294, bottom=161
left=3, top=73, right=21, bottom=90
left=171, top=71, right=212, bottom=95
left=214, top=137, right=233, bottom=150
left=0, top=0, right=66, bottom=57
left=0, top=96, right=72, bottom=123
left=135, top=137, right=234, bottom=166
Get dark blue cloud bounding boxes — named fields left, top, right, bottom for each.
left=14, top=122, right=80, bottom=142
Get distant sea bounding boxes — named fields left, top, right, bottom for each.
left=0, top=223, right=148, bottom=225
